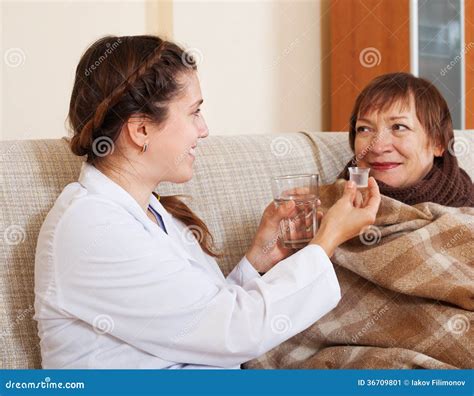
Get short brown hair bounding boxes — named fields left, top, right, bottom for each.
left=348, top=72, right=453, bottom=151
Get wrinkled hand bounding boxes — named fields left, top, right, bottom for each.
left=311, top=177, right=381, bottom=256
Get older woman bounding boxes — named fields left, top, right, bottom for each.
left=339, top=72, right=474, bottom=207
left=246, top=73, right=474, bottom=370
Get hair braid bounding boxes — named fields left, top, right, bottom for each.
left=77, top=40, right=167, bottom=154
left=68, top=35, right=218, bottom=258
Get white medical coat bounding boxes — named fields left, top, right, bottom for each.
left=34, top=163, right=341, bottom=369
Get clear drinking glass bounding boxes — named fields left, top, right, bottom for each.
left=348, top=167, right=370, bottom=188
left=271, top=174, right=319, bottom=249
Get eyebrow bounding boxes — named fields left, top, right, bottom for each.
left=190, top=99, right=203, bottom=108
left=357, top=115, right=409, bottom=123
left=388, top=116, right=409, bottom=120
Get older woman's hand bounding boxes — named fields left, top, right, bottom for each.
left=310, top=177, right=381, bottom=256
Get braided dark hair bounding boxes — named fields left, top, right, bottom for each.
left=69, top=35, right=195, bottom=161
left=68, top=35, right=219, bottom=258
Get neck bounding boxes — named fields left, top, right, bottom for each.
left=95, top=161, right=156, bottom=213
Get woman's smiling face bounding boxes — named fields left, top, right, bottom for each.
left=354, top=96, right=444, bottom=188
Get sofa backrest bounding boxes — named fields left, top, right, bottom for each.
left=1, top=131, right=472, bottom=368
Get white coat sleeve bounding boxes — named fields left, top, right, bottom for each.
left=226, top=256, right=262, bottom=286
left=53, top=198, right=341, bottom=368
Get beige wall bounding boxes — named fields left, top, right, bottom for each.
left=1, top=0, right=329, bottom=141
left=1, top=0, right=148, bottom=141
left=172, top=0, right=329, bottom=135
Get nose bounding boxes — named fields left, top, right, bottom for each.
left=198, top=115, right=209, bottom=139
left=370, top=128, right=393, bottom=155
left=200, top=127, right=209, bottom=138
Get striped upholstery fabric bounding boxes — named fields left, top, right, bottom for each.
left=0, top=131, right=472, bottom=368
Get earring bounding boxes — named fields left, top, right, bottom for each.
left=142, top=143, right=148, bottom=153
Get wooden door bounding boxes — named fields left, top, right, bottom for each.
left=330, top=0, right=409, bottom=131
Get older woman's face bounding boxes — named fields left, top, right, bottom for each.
left=354, top=97, right=443, bottom=188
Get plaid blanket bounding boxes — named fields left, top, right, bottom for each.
left=244, top=181, right=474, bottom=369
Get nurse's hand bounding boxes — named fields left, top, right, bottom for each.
left=310, top=177, right=380, bottom=257
left=245, top=199, right=323, bottom=273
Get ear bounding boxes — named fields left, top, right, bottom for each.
left=433, top=143, right=445, bottom=157
left=123, top=115, right=149, bottom=149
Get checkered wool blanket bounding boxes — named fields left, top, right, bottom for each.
left=244, top=181, right=473, bottom=369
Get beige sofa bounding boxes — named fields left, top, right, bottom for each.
left=1, top=130, right=473, bottom=369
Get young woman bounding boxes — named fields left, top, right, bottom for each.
left=34, top=35, right=380, bottom=369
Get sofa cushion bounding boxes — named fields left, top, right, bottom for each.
left=1, top=130, right=472, bottom=368
left=0, top=132, right=333, bottom=368
left=1, top=139, right=82, bottom=368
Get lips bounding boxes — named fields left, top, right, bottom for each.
left=189, top=145, right=197, bottom=157
left=369, top=162, right=401, bottom=171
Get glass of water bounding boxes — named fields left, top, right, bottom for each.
left=271, top=174, right=319, bottom=249
left=348, top=167, right=370, bottom=188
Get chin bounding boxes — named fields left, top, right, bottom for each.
left=372, top=173, right=404, bottom=188
left=171, top=171, right=193, bottom=184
